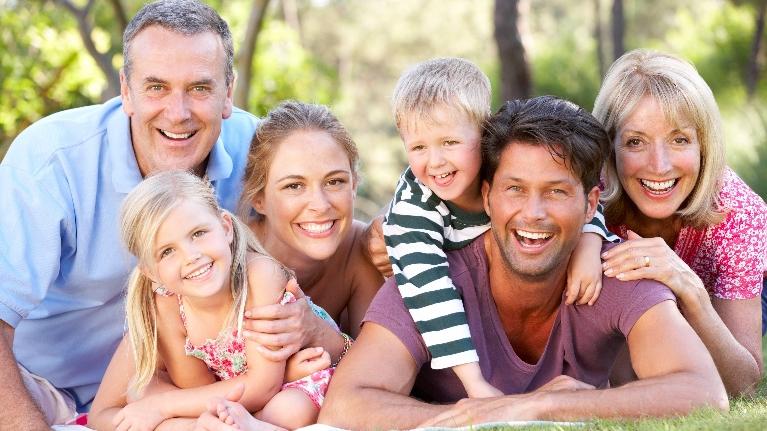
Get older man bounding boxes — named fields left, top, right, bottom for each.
left=0, top=1, right=256, bottom=428
left=320, top=96, right=728, bottom=429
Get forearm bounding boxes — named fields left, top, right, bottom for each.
left=537, top=371, right=728, bottom=420
left=308, top=315, right=345, bottom=364
left=319, top=385, right=446, bottom=430
left=156, top=375, right=281, bottom=419
left=683, top=294, right=762, bottom=396
left=0, top=321, right=48, bottom=430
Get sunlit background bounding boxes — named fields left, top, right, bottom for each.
left=2, top=0, right=765, bottom=221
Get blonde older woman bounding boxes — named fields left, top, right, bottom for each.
left=594, top=49, right=766, bottom=396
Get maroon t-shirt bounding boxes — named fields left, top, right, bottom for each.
left=363, top=238, right=676, bottom=403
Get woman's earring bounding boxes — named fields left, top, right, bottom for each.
left=154, top=284, right=173, bottom=297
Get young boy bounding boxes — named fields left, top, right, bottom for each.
left=383, top=57, right=619, bottom=397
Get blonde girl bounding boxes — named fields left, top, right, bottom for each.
left=89, top=171, right=333, bottom=431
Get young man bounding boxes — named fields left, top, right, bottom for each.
left=320, top=96, right=728, bottom=429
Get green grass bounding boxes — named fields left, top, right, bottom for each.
left=503, top=335, right=767, bottom=430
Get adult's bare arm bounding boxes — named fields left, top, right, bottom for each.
left=242, top=279, right=345, bottom=363
left=0, top=321, right=48, bottom=430
left=319, top=323, right=448, bottom=430
left=686, top=296, right=763, bottom=396
left=602, top=233, right=763, bottom=396
left=423, top=301, right=727, bottom=427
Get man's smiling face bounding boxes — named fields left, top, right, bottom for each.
left=121, top=25, right=234, bottom=176
left=483, top=141, right=598, bottom=280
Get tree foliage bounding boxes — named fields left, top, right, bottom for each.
left=2, top=0, right=766, bottom=204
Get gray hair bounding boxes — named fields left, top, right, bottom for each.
left=123, top=0, right=234, bottom=86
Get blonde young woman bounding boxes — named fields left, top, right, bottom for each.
left=89, top=172, right=336, bottom=430
left=594, top=50, right=766, bottom=396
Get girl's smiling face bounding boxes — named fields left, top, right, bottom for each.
left=253, top=129, right=356, bottom=264
left=146, top=200, right=234, bottom=300
left=615, top=95, right=701, bottom=222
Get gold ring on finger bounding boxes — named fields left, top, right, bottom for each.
left=643, top=256, right=650, bottom=267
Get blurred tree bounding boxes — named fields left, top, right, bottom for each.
left=495, top=0, right=531, bottom=100
left=594, top=0, right=606, bottom=77
left=234, top=0, right=271, bottom=109
left=737, top=0, right=766, bottom=98
left=611, top=0, right=625, bottom=60
left=53, top=0, right=124, bottom=99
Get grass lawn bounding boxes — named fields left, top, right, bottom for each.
left=507, top=335, right=767, bottom=430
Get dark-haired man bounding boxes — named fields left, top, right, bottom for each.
left=320, top=96, right=728, bottom=429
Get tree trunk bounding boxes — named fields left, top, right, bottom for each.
left=494, top=0, right=532, bottom=101
left=594, top=0, right=606, bottom=77
left=56, top=0, right=121, bottom=100
left=234, top=0, right=272, bottom=110
left=746, top=1, right=766, bottom=98
left=611, top=0, right=625, bottom=61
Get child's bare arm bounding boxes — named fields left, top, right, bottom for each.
left=566, top=232, right=604, bottom=306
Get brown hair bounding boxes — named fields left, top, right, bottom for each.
left=239, top=101, right=359, bottom=220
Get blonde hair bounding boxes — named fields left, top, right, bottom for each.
left=239, top=101, right=359, bottom=220
left=593, top=49, right=726, bottom=228
left=120, top=170, right=271, bottom=395
left=391, top=57, right=491, bottom=131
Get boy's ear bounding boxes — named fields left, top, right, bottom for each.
left=221, top=211, right=234, bottom=244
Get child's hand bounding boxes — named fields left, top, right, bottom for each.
left=364, top=215, right=393, bottom=277
left=113, top=396, right=167, bottom=431
left=285, top=346, right=331, bottom=382
left=566, top=232, right=604, bottom=306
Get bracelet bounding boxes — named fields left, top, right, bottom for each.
left=332, top=332, right=354, bottom=367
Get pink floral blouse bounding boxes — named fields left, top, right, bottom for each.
left=611, top=168, right=767, bottom=300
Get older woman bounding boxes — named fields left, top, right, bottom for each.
left=594, top=49, right=766, bottom=396
left=239, top=101, right=384, bottom=362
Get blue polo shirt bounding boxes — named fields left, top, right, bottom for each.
left=0, top=97, right=257, bottom=409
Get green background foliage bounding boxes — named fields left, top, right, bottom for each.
left=1, top=0, right=766, bottom=220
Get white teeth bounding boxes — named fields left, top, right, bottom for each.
left=185, top=263, right=212, bottom=279
left=162, top=130, right=193, bottom=139
left=516, top=230, right=552, bottom=240
left=434, top=172, right=453, bottom=179
left=640, top=179, right=676, bottom=191
left=300, top=221, right=333, bottom=233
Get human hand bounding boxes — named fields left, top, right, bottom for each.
left=535, top=375, right=595, bottom=393
left=363, top=215, right=392, bottom=277
left=566, top=232, right=604, bottom=305
left=243, top=279, right=318, bottom=361
left=113, top=396, right=167, bottom=431
left=285, top=347, right=331, bottom=382
left=418, top=393, right=541, bottom=428
left=601, top=230, right=706, bottom=309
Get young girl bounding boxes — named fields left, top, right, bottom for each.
left=89, top=171, right=335, bottom=430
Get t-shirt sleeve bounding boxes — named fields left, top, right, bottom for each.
left=362, top=278, right=430, bottom=368
left=582, top=202, right=621, bottom=243
left=616, top=279, right=677, bottom=336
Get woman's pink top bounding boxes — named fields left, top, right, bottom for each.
left=611, top=168, right=767, bottom=300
